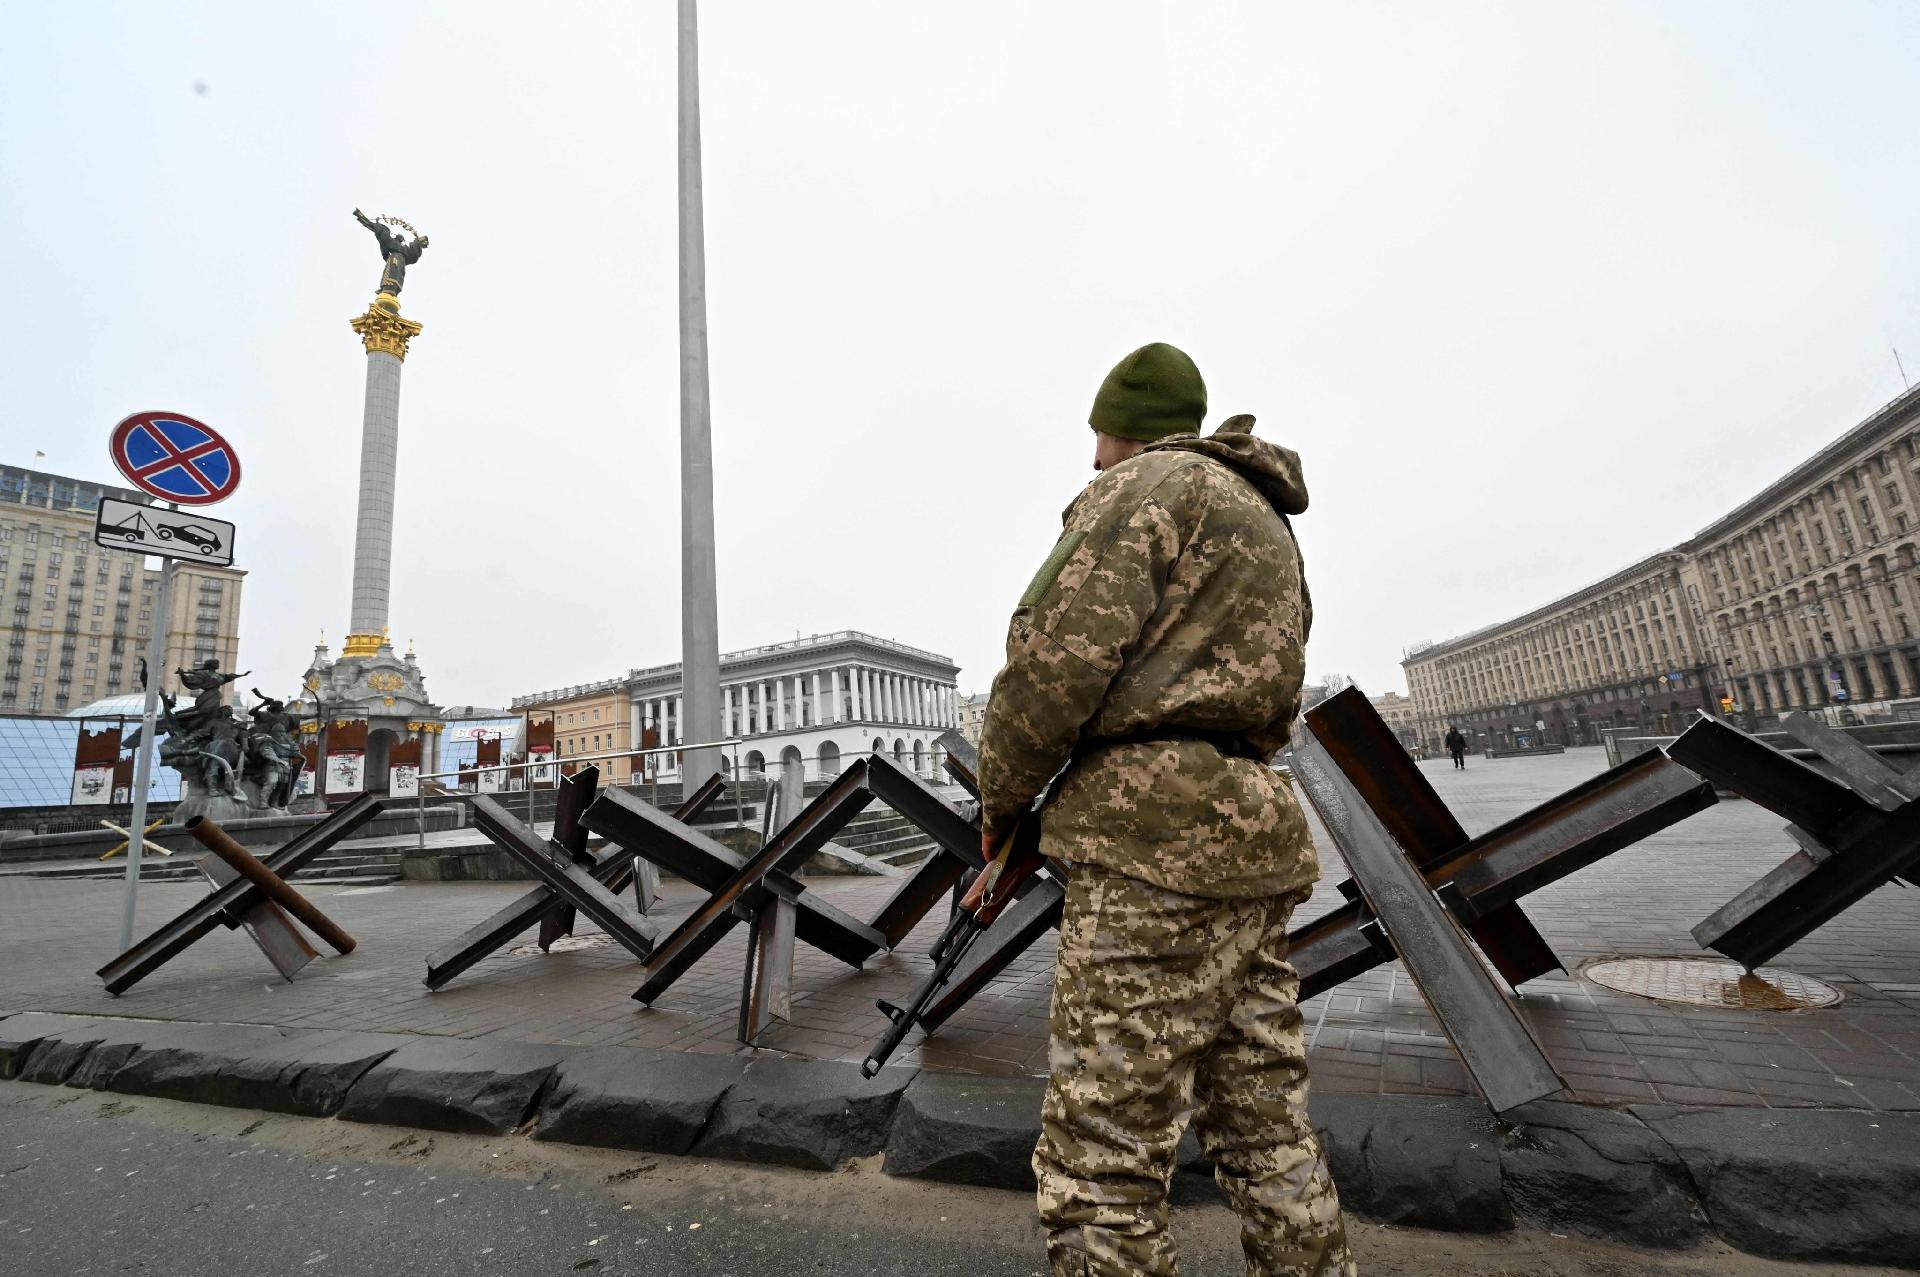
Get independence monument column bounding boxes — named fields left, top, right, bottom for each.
left=296, top=211, right=441, bottom=794
left=345, top=209, right=426, bottom=657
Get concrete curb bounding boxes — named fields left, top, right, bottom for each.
left=3, top=1010, right=1915, bottom=1268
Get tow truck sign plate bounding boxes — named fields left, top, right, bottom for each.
left=93, top=496, right=235, bottom=567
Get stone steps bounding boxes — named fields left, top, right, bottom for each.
left=25, top=843, right=405, bottom=886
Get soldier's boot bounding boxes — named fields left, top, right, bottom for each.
left=1033, top=866, right=1293, bottom=1277
left=1191, top=919, right=1355, bottom=1277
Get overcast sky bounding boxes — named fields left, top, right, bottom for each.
left=5, top=2, right=1918, bottom=708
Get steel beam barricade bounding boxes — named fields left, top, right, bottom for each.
left=96, top=794, right=385, bottom=995
left=422, top=769, right=727, bottom=991
left=1669, top=712, right=1920, bottom=970
left=875, top=693, right=1714, bottom=1113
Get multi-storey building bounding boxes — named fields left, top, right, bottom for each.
left=1, top=465, right=244, bottom=715
left=954, top=692, right=990, bottom=747
left=1369, top=690, right=1420, bottom=751
left=515, top=630, right=963, bottom=782
left=1405, top=384, right=1920, bottom=751
left=518, top=679, right=636, bottom=783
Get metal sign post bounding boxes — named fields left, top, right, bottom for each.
left=105, top=408, right=243, bottom=953
left=119, top=551, right=173, bottom=952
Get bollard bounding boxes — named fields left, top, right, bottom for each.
left=184, top=816, right=357, bottom=955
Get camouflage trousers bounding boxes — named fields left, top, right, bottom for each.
left=1034, top=863, right=1355, bottom=1277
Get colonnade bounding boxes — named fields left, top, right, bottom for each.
left=630, top=666, right=959, bottom=744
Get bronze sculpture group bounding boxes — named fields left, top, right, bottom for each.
left=128, top=660, right=308, bottom=820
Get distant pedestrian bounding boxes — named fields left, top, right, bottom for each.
left=1445, top=726, right=1467, bottom=769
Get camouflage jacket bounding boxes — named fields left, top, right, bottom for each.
left=977, top=416, right=1317, bottom=899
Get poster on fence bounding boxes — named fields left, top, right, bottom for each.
left=326, top=750, right=365, bottom=794
left=71, top=723, right=122, bottom=807
left=390, top=763, right=419, bottom=798
left=71, top=765, right=113, bottom=805
left=477, top=767, right=503, bottom=794
left=528, top=745, right=555, bottom=785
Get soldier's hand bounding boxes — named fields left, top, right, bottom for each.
left=961, top=830, right=1009, bottom=914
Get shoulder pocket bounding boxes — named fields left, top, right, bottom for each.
left=1018, top=530, right=1087, bottom=608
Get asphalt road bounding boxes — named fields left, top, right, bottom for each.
left=1, top=1081, right=1904, bottom=1277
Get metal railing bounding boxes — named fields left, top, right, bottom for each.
left=411, top=737, right=746, bottom=853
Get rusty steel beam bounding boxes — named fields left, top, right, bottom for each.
left=185, top=816, right=356, bottom=954
left=632, top=765, right=886, bottom=1009
left=1782, top=711, right=1920, bottom=809
left=1302, top=688, right=1471, bottom=866
left=863, top=753, right=986, bottom=948
left=743, top=896, right=798, bottom=1041
left=584, top=774, right=882, bottom=967
left=1439, top=750, right=1717, bottom=907
left=1668, top=717, right=1875, bottom=842
left=537, top=767, right=604, bottom=951
left=606, top=772, right=728, bottom=906
left=938, top=729, right=980, bottom=786
left=1693, top=796, right=1920, bottom=970
left=469, top=796, right=659, bottom=959
left=1288, top=747, right=1713, bottom=999
left=1670, top=715, right=1920, bottom=969
left=424, top=774, right=730, bottom=992
left=1306, top=688, right=1561, bottom=987
left=98, top=793, right=384, bottom=995
left=196, top=854, right=318, bottom=981
left=1291, top=730, right=1565, bottom=1113
left=584, top=784, right=756, bottom=891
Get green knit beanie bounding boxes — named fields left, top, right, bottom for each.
left=1088, top=342, right=1207, bottom=441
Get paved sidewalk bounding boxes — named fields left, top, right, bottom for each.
left=3, top=746, right=1916, bottom=1109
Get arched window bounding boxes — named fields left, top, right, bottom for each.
left=912, top=739, right=926, bottom=775
left=871, top=737, right=886, bottom=755
left=894, top=738, right=907, bottom=765
left=745, top=749, right=766, bottom=776
left=818, top=740, right=841, bottom=777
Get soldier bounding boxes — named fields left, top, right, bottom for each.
left=977, top=343, right=1354, bottom=1276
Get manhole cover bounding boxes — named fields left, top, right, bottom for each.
left=1581, top=956, right=1843, bottom=1011
left=506, top=933, right=615, bottom=957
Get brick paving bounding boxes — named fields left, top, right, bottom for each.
left=3, top=746, right=1917, bottom=1109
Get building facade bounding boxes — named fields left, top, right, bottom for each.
left=1369, top=691, right=1420, bottom=751
left=1, top=465, right=244, bottom=716
left=518, top=679, right=635, bottom=784
left=1404, top=384, right=1920, bottom=752
left=954, top=692, right=989, bottom=747
left=515, top=630, right=963, bottom=783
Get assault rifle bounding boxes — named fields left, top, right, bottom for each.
left=860, top=807, right=1047, bottom=1078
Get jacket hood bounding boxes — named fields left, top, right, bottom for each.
left=1146, top=414, right=1308, bottom=516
